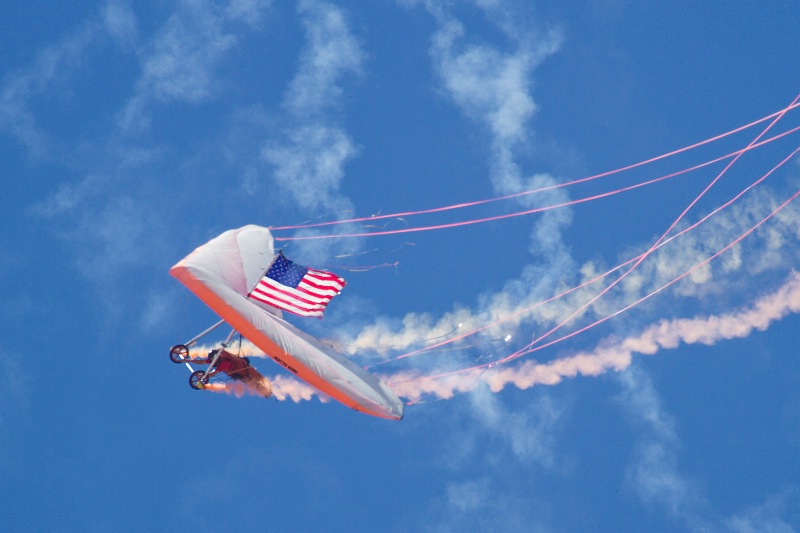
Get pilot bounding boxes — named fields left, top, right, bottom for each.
left=204, top=349, right=251, bottom=381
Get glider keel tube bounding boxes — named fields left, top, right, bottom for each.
left=170, top=225, right=404, bottom=420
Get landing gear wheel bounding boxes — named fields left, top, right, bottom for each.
left=170, top=344, right=189, bottom=363
left=189, top=370, right=208, bottom=390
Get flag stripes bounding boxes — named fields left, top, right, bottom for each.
left=248, top=253, right=345, bottom=317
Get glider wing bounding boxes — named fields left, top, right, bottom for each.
left=170, top=225, right=404, bottom=420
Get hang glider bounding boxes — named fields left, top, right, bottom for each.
left=169, top=225, right=404, bottom=420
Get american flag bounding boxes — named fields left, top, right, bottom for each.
left=248, top=252, right=346, bottom=317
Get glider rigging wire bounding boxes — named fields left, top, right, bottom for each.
left=270, top=102, right=800, bottom=241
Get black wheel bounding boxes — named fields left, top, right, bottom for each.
left=170, top=344, right=189, bottom=363
left=189, top=370, right=208, bottom=390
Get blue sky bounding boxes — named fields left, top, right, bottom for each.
left=2, top=1, right=800, bottom=531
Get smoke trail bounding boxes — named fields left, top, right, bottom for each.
left=203, top=382, right=250, bottom=398
left=269, top=374, right=329, bottom=403
left=203, top=378, right=305, bottom=402
left=390, top=270, right=800, bottom=403
left=185, top=268, right=800, bottom=407
left=184, top=343, right=327, bottom=404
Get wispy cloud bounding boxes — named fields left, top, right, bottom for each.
left=287, top=0, right=363, bottom=117
left=15, top=1, right=273, bottom=302
left=263, top=123, right=358, bottom=213
left=424, top=1, right=569, bottom=266
left=617, top=368, right=800, bottom=532
left=725, top=489, right=800, bottom=533
left=467, top=386, right=563, bottom=467
left=616, top=366, right=708, bottom=528
left=0, top=350, right=28, bottom=436
left=426, top=476, right=552, bottom=533
left=119, top=0, right=271, bottom=133
left=0, top=14, right=100, bottom=159
left=262, top=0, right=363, bottom=260
left=102, top=0, right=138, bottom=47
left=430, top=14, right=558, bottom=149
left=263, top=0, right=362, bottom=207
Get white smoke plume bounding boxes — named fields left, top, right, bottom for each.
left=184, top=269, right=800, bottom=407
left=184, top=343, right=328, bottom=404
left=202, top=377, right=316, bottom=403
left=408, top=270, right=800, bottom=403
